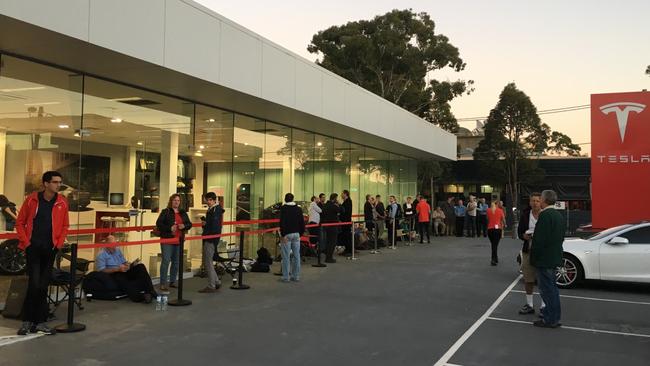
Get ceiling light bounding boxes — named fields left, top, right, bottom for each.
left=206, top=118, right=216, bottom=123
left=24, top=102, right=60, bottom=106
left=199, top=145, right=205, bottom=149
left=317, top=142, right=323, bottom=147
left=58, top=124, right=69, bottom=129
left=0, top=86, right=46, bottom=93
left=136, top=141, right=143, bottom=146
left=244, top=142, right=248, bottom=146
left=195, top=151, right=203, bottom=157
left=234, top=155, right=238, bottom=158
left=110, top=118, right=123, bottom=123
left=108, top=97, right=142, bottom=102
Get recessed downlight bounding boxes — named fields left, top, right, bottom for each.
left=58, top=124, right=69, bottom=129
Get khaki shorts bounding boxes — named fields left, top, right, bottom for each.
left=521, top=251, right=536, bottom=283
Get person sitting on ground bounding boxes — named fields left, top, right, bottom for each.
left=95, top=235, right=157, bottom=303
left=432, top=207, right=446, bottom=236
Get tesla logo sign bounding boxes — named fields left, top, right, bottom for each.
left=591, top=92, right=650, bottom=229
left=599, top=102, right=646, bottom=142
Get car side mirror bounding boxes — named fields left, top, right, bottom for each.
left=609, top=236, right=629, bottom=245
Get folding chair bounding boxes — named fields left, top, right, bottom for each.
left=48, top=252, right=93, bottom=314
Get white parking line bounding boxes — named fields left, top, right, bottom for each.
left=510, top=290, right=650, bottom=306
left=487, top=316, right=650, bottom=338
left=432, top=275, right=522, bottom=366
left=0, top=334, right=44, bottom=347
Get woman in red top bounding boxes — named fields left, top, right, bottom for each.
left=415, top=197, right=431, bottom=243
left=486, top=202, right=505, bottom=266
left=156, top=194, right=191, bottom=291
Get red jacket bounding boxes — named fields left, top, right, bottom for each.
left=16, top=192, right=70, bottom=250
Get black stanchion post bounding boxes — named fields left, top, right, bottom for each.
left=169, top=235, right=192, bottom=306
left=231, top=231, right=250, bottom=290
left=55, top=242, right=86, bottom=333
left=347, top=221, right=359, bottom=261
left=313, top=223, right=326, bottom=267
left=370, top=222, right=380, bottom=254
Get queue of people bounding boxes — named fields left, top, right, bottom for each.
left=12, top=169, right=564, bottom=335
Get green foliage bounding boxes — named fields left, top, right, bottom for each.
left=308, top=9, right=472, bottom=133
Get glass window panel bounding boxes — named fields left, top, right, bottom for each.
left=313, top=135, right=333, bottom=196
left=81, top=75, right=194, bottom=274
left=291, top=129, right=314, bottom=203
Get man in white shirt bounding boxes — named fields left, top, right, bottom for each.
left=516, top=192, right=544, bottom=315
left=308, top=196, right=322, bottom=248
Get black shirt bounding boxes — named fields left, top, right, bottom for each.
left=375, top=202, right=386, bottom=218
left=31, top=192, right=56, bottom=248
left=364, top=202, right=373, bottom=222
left=279, top=204, right=305, bottom=237
left=321, top=201, right=341, bottom=223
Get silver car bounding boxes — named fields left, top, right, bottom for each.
left=558, top=222, right=650, bottom=288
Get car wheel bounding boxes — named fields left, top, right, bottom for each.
left=0, top=239, right=27, bottom=275
left=556, top=254, right=583, bottom=288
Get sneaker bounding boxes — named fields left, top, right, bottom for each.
left=215, top=282, right=222, bottom=290
left=533, top=320, right=561, bottom=328
left=198, top=286, right=218, bottom=293
left=290, top=278, right=300, bottom=282
left=17, top=322, right=32, bottom=336
left=279, top=278, right=290, bottom=283
left=518, top=304, right=535, bottom=315
left=32, top=323, right=56, bottom=335
left=159, top=285, right=169, bottom=292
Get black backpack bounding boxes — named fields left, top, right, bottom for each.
left=256, top=247, right=273, bottom=265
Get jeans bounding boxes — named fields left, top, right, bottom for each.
left=487, top=229, right=502, bottom=262
left=160, top=243, right=179, bottom=285
left=111, top=263, right=156, bottom=302
left=455, top=216, right=465, bottom=237
left=418, top=221, right=430, bottom=242
left=536, top=267, right=561, bottom=324
left=467, top=215, right=476, bottom=237
left=281, top=232, right=301, bottom=281
left=202, top=240, right=221, bottom=289
left=22, top=244, right=56, bottom=323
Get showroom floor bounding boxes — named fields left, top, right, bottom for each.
left=1, top=236, right=649, bottom=366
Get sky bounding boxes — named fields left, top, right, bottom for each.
left=195, top=0, right=650, bottom=152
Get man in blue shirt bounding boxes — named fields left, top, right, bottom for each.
left=477, top=198, right=489, bottom=238
left=454, top=200, right=467, bottom=237
left=96, top=235, right=156, bottom=303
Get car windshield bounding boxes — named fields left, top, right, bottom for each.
left=587, top=224, right=633, bottom=241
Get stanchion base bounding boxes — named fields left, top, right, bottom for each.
left=168, top=299, right=192, bottom=306
left=312, top=263, right=327, bottom=267
left=346, top=256, right=360, bottom=261
left=370, top=250, right=381, bottom=254
left=230, top=284, right=250, bottom=290
left=54, top=322, right=86, bottom=333
left=389, top=247, right=397, bottom=250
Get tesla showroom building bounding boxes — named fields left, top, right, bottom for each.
left=0, top=1, right=454, bottom=273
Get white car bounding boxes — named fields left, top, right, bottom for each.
left=558, top=222, right=650, bottom=288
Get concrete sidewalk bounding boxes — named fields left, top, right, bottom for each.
left=0, top=237, right=566, bottom=365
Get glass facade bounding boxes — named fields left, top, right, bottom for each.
left=0, top=54, right=417, bottom=274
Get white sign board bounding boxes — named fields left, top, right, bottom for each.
left=554, top=201, right=567, bottom=210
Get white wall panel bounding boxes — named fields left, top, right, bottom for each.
left=220, top=22, right=262, bottom=97
left=322, top=75, right=345, bottom=123
left=0, top=0, right=89, bottom=41
left=89, top=0, right=165, bottom=65
left=295, top=60, right=322, bottom=117
left=262, top=43, right=295, bottom=108
left=164, top=0, right=220, bottom=83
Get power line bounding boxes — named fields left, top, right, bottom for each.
left=456, top=104, right=591, bottom=122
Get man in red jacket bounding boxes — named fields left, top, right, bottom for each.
left=416, top=196, right=431, bottom=244
left=16, top=171, right=69, bottom=335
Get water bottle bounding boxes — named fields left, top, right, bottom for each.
left=155, top=295, right=162, bottom=311
left=161, top=295, right=168, bottom=311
